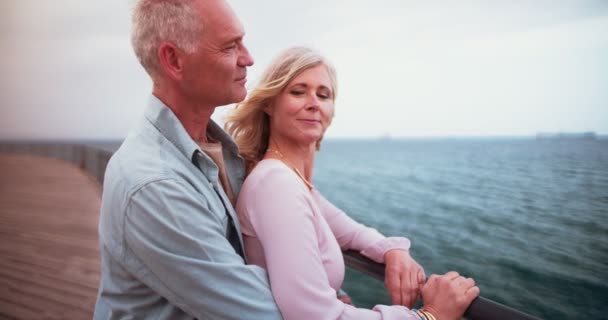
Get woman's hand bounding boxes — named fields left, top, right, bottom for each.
left=337, top=294, right=354, bottom=306
left=383, top=249, right=426, bottom=308
left=420, top=271, right=480, bottom=320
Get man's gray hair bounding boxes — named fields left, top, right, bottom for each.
left=132, top=0, right=203, bottom=78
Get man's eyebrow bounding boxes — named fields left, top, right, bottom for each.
left=222, top=31, right=245, bottom=44
left=220, top=36, right=241, bottom=45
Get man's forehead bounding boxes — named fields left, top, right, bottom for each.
left=197, top=0, right=245, bottom=38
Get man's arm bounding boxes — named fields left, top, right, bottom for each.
left=122, top=178, right=282, bottom=319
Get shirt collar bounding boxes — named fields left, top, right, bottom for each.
left=144, top=95, right=241, bottom=161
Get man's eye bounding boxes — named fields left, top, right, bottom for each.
left=318, top=94, right=329, bottom=99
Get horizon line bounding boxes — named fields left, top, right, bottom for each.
left=1, top=133, right=607, bottom=143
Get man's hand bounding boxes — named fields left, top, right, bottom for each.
left=384, top=249, right=426, bottom=308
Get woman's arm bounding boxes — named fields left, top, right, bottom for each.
left=239, top=166, right=421, bottom=320
left=314, top=190, right=425, bottom=308
left=313, top=190, right=410, bottom=261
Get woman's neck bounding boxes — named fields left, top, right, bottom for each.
left=265, top=137, right=316, bottom=183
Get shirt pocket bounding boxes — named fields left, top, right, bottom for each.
left=197, top=182, right=230, bottom=232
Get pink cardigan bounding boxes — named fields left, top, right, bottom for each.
left=236, top=160, right=420, bottom=319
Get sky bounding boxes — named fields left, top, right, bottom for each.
left=1, top=0, right=607, bottom=140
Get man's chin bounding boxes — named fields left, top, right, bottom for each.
left=217, top=96, right=246, bottom=108
left=232, top=89, right=248, bottom=104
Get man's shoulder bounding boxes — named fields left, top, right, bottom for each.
left=104, top=129, right=190, bottom=194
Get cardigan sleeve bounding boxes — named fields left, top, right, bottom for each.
left=313, top=190, right=411, bottom=263
left=239, top=164, right=420, bottom=320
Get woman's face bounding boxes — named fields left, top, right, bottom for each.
left=267, top=64, right=335, bottom=147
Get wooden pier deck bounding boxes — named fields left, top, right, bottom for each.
left=0, top=154, right=102, bottom=319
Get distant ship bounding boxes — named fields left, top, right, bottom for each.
left=536, top=131, right=597, bottom=140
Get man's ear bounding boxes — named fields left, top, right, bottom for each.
left=158, top=42, right=184, bottom=81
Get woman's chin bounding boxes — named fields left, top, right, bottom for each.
left=283, top=129, right=325, bottom=147
left=293, top=135, right=323, bottom=147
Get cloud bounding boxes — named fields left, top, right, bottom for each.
left=1, top=0, right=607, bottom=139
left=313, top=4, right=608, bottom=137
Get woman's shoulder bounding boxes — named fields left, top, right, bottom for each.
left=244, top=159, right=302, bottom=188
left=249, top=159, right=290, bottom=175
left=239, top=159, right=313, bottom=208
left=238, top=159, right=316, bottom=219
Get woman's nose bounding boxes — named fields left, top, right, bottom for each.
left=306, top=94, right=320, bottom=110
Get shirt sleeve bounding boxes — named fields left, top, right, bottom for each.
left=241, top=167, right=419, bottom=320
left=314, top=190, right=411, bottom=263
left=123, top=178, right=282, bottom=320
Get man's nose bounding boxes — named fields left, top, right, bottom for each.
left=238, top=43, right=254, bottom=67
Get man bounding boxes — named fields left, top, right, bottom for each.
left=93, top=0, right=282, bottom=318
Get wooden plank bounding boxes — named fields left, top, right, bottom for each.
left=0, top=253, right=99, bottom=288
left=0, top=154, right=101, bottom=319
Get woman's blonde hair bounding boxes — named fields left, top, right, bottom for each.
left=225, top=46, right=337, bottom=174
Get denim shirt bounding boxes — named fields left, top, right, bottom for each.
left=94, top=96, right=282, bottom=319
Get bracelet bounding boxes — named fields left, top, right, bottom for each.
left=412, top=309, right=426, bottom=320
left=415, top=309, right=437, bottom=320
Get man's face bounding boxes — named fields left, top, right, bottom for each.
left=182, top=0, right=254, bottom=107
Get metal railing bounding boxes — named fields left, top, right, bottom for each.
left=344, top=250, right=541, bottom=320
left=0, top=141, right=115, bottom=184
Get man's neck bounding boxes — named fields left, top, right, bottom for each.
left=153, top=85, right=215, bottom=143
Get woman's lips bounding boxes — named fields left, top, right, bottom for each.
left=298, top=119, right=321, bottom=125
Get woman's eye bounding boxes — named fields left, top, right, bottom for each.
left=290, top=91, right=304, bottom=96
left=318, top=91, right=332, bottom=99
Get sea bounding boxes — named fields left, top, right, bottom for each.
left=313, top=137, right=608, bottom=319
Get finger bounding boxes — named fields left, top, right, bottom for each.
left=417, top=267, right=426, bottom=284
left=385, top=272, right=402, bottom=305
left=339, top=295, right=354, bottom=305
left=407, top=271, right=419, bottom=307
left=465, top=286, right=481, bottom=301
left=445, top=271, right=460, bottom=280
left=407, top=294, right=416, bottom=309
left=409, top=268, right=418, bottom=288
left=401, top=279, right=415, bottom=308
left=411, top=286, right=421, bottom=309
left=462, top=277, right=475, bottom=288
left=411, top=267, right=426, bottom=307
left=398, top=274, right=409, bottom=307
left=401, top=291, right=412, bottom=308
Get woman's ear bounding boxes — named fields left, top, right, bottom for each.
left=263, top=102, right=274, bottom=116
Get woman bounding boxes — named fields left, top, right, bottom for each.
left=225, top=47, right=479, bottom=320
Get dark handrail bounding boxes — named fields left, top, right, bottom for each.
left=343, top=250, right=541, bottom=320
